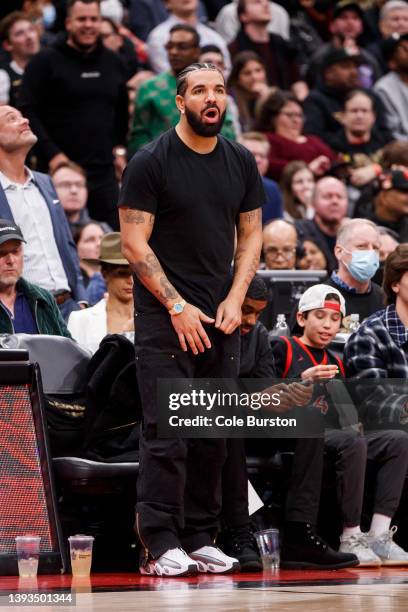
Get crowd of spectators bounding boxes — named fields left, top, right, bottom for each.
left=3, top=0, right=408, bottom=573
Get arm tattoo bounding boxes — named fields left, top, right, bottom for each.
left=122, top=209, right=154, bottom=224
left=245, top=209, right=261, bottom=224
left=159, top=276, right=178, bottom=300
left=131, top=253, right=161, bottom=278
left=130, top=253, right=180, bottom=305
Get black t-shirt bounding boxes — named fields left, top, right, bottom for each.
left=118, top=128, right=265, bottom=316
left=330, top=128, right=390, bottom=163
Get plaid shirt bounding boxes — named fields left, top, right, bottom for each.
left=344, top=304, right=408, bottom=426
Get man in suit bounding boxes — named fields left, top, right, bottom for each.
left=0, top=105, right=86, bottom=319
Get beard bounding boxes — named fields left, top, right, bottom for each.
left=185, top=105, right=226, bottom=137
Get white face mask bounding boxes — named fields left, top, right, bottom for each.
left=342, top=248, right=380, bottom=282
left=42, top=4, right=57, bottom=28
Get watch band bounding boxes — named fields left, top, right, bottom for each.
left=168, top=299, right=186, bottom=316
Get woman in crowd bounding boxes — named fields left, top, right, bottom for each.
left=298, top=237, right=330, bottom=273
left=227, top=51, right=270, bottom=132
left=331, top=89, right=394, bottom=188
left=68, top=233, right=134, bottom=354
left=255, top=90, right=336, bottom=181
left=280, top=160, right=315, bottom=221
left=73, top=222, right=105, bottom=289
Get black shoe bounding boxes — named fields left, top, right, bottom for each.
left=223, top=526, right=263, bottom=572
left=281, top=522, right=359, bottom=570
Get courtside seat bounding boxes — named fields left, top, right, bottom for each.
left=53, top=456, right=139, bottom=495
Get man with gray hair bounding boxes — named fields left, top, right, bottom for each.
left=367, top=0, right=408, bottom=73
left=326, top=218, right=384, bottom=324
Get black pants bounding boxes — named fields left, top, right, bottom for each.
left=324, top=429, right=367, bottom=528
left=242, top=436, right=324, bottom=525
left=222, top=439, right=249, bottom=529
left=86, top=165, right=119, bottom=230
left=366, top=429, right=408, bottom=517
left=134, top=309, right=240, bottom=559
left=322, top=429, right=408, bottom=527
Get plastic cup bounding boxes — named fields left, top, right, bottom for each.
left=15, top=536, right=41, bottom=577
left=68, top=535, right=94, bottom=577
left=254, top=528, right=280, bottom=570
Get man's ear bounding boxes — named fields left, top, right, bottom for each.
left=334, top=244, right=343, bottom=260
left=2, top=40, right=11, bottom=53
left=175, top=94, right=185, bottom=114
left=391, top=280, right=400, bottom=295
left=296, top=312, right=305, bottom=328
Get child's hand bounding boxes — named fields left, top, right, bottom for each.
left=301, top=365, right=339, bottom=382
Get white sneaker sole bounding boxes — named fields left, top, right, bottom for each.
left=380, top=559, right=408, bottom=566
left=356, top=559, right=382, bottom=567
left=191, top=558, right=240, bottom=574
left=140, top=562, right=198, bottom=577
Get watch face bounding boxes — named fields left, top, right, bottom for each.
left=174, top=303, right=183, bottom=314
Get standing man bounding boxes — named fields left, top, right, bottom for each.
left=0, top=105, right=86, bottom=319
left=119, top=63, right=264, bottom=576
left=128, top=24, right=236, bottom=155
left=20, top=0, right=129, bottom=230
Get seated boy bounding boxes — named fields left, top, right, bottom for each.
left=224, top=277, right=358, bottom=569
left=272, top=283, right=408, bottom=565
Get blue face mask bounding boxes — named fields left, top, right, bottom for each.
left=42, top=4, right=57, bottom=29
left=344, top=249, right=379, bottom=282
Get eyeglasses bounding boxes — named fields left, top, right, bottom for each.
left=55, top=181, right=86, bottom=190
left=264, top=246, right=296, bottom=260
left=165, top=42, right=197, bottom=51
left=279, top=111, right=304, bottom=120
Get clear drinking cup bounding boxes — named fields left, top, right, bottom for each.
left=15, top=536, right=41, bottom=577
left=68, top=535, right=94, bottom=577
left=254, top=528, right=280, bottom=570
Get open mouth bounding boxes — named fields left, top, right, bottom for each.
left=202, top=108, right=219, bottom=123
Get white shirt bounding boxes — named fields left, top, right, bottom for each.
left=215, top=1, right=290, bottom=44
left=68, top=298, right=107, bottom=354
left=0, top=61, right=24, bottom=104
left=147, top=15, right=231, bottom=74
left=0, top=168, right=70, bottom=292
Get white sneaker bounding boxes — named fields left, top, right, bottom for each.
left=189, top=545, right=240, bottom=574
left=140, top=547, right=199, bottom=577
left=339, top=533, right=381, bottom=567
left=367, top=526, right=408, bottom=566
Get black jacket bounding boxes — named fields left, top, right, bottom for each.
left=354, top=189, right=408, bottom=243
left=20, top=36, right=129, bottom=170
left=83, top=334, right=142, bottom=461
left=240, top=321, right=276, bottom=379
left=228, top=28, right=300, bottom=89
left=303, top=83, right=391, bottom=149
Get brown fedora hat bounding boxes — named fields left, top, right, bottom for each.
left=82, top=232, right=129, bottom=265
